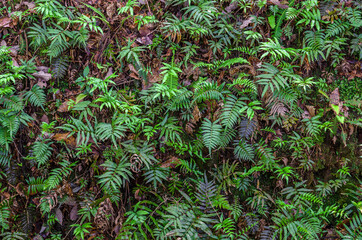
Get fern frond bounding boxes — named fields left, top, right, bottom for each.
left=238, top=119, right=256, bottom=140
left=193, top=81, right=227, bottom=103
left=29, top=139, right=53, bottom=167
left=52, top=56, right=69, bottom=80
left=220, top=95, right=246, bottom=129
left=234, top=140, right=255, bottom=162
left=23, top=85, right=46, bottom=108
left=201, top=118, right=222, bottom=154
left=0, top=149, right=11, bottom=168
left=325, top=19, right=350, bottom=38
left=45, top=160, right=76, bottom=190
left=97, top=156, right=133, bottom=192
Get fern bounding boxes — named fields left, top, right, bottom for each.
left=0, top=149, right=11, bottom=168
left=302, top=115, right=322, bottom=137
left=257, top=63, right=290, bottom=97
left=58, top=116, right=98, bottom=146
left=183, top=0, right=217, bottom=26
left=96, top=114, right=127, bottom=147
left=97, top=156, right=133, bottom=193
left=28, top=139, right=53, bottom=166
left=121, top=140, right=158, bottom=169
left=338, top=214, right=362, bottom=239
left=167, top=87, right=193, bottom=111
left=228, top=76, right=257, bottom=95
left=143, top=165, right=169, bottom=189
left=220, top=95, right=247, bottom=129
left=201, top=118, right=222, bottom=154
left=0, top=201, right=10, bottom=230
left=23, top=85, right=46, bottom=108
left=45, top=159, right=76, bottom=190
left=260, top=38, right=298, bottom=61
left=196, top=175, right=217, bottom=214
left=0, top=232, right=27, bottom=240
left=301, top=30, right=325, bottom=63
left=234, top=140, right=255, bottom=162
left=26, top=177, right=45, bottom=195
left=238, top=119, right=256, bottom=140
left=52, top=56, right=69, bottom=80
left=325, top=19, right=350, bottom=38
left=193, top=81, right=227, bottom=104
left=255, top=141, right=276, bottom=170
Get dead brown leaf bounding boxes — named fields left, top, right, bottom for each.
left=269, top=0, right=289, bottom=9
left=305, top=105, right=316, bottom=117
left=70, top=205, right=78, bottom=221
left=106, top=3, right=116, bottom=19
left=225, top=1, right=238, bottom=13
left=160, top=156, right=181, bottom=168
left=192, top=105, right=201, bottom=123
left=0, top=17, right=12, bottom=28
left=240, top=17, right=253, bottom=29
left=33, top=70, right=52, bottom=88
left=94, top=198, right=114, bottom=232
left=52, top=133, right=77, bottom=148
left=330, top=88, right=340, bottom=106
left=58, top=100, right=70, bottom=112
left=40, top=114, right=49, bottom=124
left=136, top=36, right=153, bottom=45
left=55, top=208, right=63, bottom=225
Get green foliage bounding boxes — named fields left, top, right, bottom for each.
left=221, top=95, right=247, bottom=129
left=28, top=138, right=53, bottom=166
left=23, top=84, right=46, bottom=108
left=1, top=0, right=361, bottom=238
left=45, top=159, right=76, bottom=190
left=0, top=201, right=10, bottom=230
left=97, top=156, right=133, bottom=199
left=52, top=56, right=69, bottom=80
left=201, top=118, right=222, bottom=154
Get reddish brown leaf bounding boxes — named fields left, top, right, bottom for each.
left=52, top=133, right=77, bottom=148
left=306, top=105, right=316, bottom=117
left=269, top=0, right=289, bottom=9
left=40, top=114, right=49, bottom=124
left=55, top=208, right=63, bottom=225
left=160, top=157, right=181, bottom=168
left=135, top=189, right=142, bottom=201
left=240, top=17, right=253, bottom=29
left=58, top=100, right=70, bottom=112
left=70, top=205, right=78, bottom=221
left=0, top=17, right=12, bottom=28
left=192, top=105, right=201, bottom=123
left=136, top=36, right=153, bottom=45
left=330, top=88, right=340, bottom=106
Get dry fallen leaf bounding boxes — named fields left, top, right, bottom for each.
left=306, top=105, right=316, bottom=117
left=52, top=133, right=77, bottom=148
left=33, top=70, right=52, bottom=88
left=57, top=100, right=70, bottom=112
left=33, top=71, right=52, bottom=81
left=240, top=17, right=253, bottom=29
left=0, top=17, right=12, bottom=28
left=40, top=114, right=49, bottom=124
left=136, top=36, right=153, bottom=45
left=104, top=67, right=113, bottom=79
left=330, top=88, right=340, bottom=106
left=160, top=156, right=181, bottom=168
left=269, top=0, right=289, bottom=9
left=70, top=205, right=78, bottom=221
left=55, top=208, right=63, bottom=225
left=106, top=3, right=116, bottom=19
left=225, top=1, right=238, bottom=13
